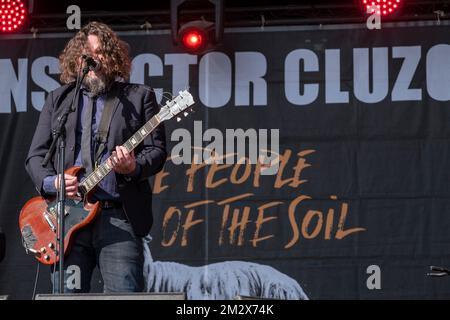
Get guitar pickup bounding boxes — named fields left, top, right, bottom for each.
left=48, top=205, right=70, bottom=217
left=43, top=212, right=56, bottom=232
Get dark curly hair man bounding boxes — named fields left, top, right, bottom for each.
left=25, top=21, right=166, bottom=293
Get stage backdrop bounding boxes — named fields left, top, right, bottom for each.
left=1, top=21, right=450, bottom=299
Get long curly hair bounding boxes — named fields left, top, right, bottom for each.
left=59, top=22, right=131, bottom=84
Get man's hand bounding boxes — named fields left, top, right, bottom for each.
left=109, top=146, right=136, bottom=175
left=54, top=174, right=78, bottom=198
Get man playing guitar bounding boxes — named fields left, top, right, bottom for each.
left=24, top=21, right=167, bottom=293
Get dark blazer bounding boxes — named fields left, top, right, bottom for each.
left=25, top=81, right=167, bottom=237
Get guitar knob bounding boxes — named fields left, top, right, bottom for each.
left=48, top=243, right=55, bottom=250
left=183, top=112, right=188, bottom=117
left=40, top=247, right=46, bottom=254
left=176, top=117, right=181, bottom=122
left=43, top=255, right=50, bottom=261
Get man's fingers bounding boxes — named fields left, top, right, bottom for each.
left=116, top=146, right=125, bottom=162
left=110, top=146, right=136, bottom=175
left=54, top=175, right=78, bottom=195
left=127, top=148, right=136, bottom=160
left=65, top=185, right=78, bottom=192
left=113, top=146, right=135, bottom=167
left=110, top=153, right=120, bottom=168
left=55, top=174, right=77, bottom=188
left=65, top=177, right=77, bottom=186
left=64, top=174, right=77, bottom=183
left=121, top=148, right=132, bottom=162
left=66, top=192, right=78, bottom=198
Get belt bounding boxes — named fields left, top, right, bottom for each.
left=100, top=200, right=122, bottom=209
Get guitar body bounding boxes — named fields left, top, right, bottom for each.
left=19, top=166, right=101, bottom=265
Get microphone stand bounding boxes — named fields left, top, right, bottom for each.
left=42, top=64, right=89, bottom=294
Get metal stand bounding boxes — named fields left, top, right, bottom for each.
left=42, top=65, right=89, bottom=294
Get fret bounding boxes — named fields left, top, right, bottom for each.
left=149, top=117, right=158, bottom=128
left=144, top=122, right=153, bottom=133
left=134, top=131, right=143, bottom=141
left=91, top=176, right=98, bottom=185
left=129, top=136, right=138, bottom=147
left=124, top=141, right=133, bottom=152
left=139, top=127, right=148, bottom=136
left=101, top=164, right=110, bottom=175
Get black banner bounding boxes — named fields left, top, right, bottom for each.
left=1, top=22, right=450, bottom=299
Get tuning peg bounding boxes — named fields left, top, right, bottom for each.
left=176, top=117, right=182, bottom=122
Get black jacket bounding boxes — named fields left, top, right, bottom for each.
left=25, top=81, right=167, bottom=237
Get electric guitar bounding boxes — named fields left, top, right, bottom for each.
left=19, top=90, right=194, bottom=265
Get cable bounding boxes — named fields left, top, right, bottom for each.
left=161, top=91, right=175, bottom=103
left=142, top=86, right=174, bottom=106
left=31, top=262, right=40, bottom=300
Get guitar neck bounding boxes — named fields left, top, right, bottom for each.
left=79, top=114, right=162, bottom=195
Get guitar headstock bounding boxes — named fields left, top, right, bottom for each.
left=158, top=90, right=195, bottom=122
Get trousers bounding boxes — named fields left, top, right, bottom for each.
left=51, top=206, right=144, bottom=293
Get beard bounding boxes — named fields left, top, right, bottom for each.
left=82, top=72, right=110, bottom=96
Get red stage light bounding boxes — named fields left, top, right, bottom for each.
left=177, top=20, right=214, bottom=54
left=0, top=0, right=26, bottom=32
left=182, top=30, right=204, bottom=51
left=362, top=0, right=402, bottom=16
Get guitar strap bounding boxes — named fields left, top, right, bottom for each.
left=94, top=84, right=119, bottom=168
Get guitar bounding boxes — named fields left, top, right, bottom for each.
left=19, top=90, right=194, bottom=265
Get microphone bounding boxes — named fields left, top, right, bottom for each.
left=82, top=54, right=101, bottom=72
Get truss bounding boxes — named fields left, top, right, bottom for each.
left=23, top=0, right=450, bottom=34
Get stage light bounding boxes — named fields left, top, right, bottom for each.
left=182, top=30, right=203, bottom=51
left=178, top=20, right=213, bottom=53
left=362, top=0, right=402, bottom=16
left=0, top=0, right=27, bottom=33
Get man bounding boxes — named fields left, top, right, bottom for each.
left=25, top=22, right=166, bottom=293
